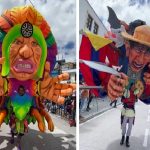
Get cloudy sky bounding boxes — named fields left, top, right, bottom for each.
left=0, top=0, right=76, bottom=62
left=88, top=0, right=150, bottom=30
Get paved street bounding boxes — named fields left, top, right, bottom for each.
left=80, top=100, right=150, bottom=150
left=0, top=113, right=76, bottom=150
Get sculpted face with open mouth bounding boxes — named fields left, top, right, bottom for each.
left=127, top=43, right=150, bottom=73
left=10, top=37, right=42, bottom=80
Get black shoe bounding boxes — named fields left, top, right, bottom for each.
left=17, top=145, right=21, bottom=150
left=120, top=136, right=125, bottom=145
left=126, top=136, right=130, bottom=147
left=10, top=138, right=14, bottom=144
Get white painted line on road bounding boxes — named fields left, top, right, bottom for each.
left=143, top=128, right=149, bottom=147
left=33, top=147, right=39, bottom=150
left=147, top=115, right=150, bottom=122
left=146, top=110, right=150, bottom=122
left=62, top=137, right=76, bottom=148
left=0, top=140, right=8, bottom=149
left=37, top=135, right=43, bottom=139
left=147, top=116, right=150, bottom=122
left=62, top=137, right=68, bottom=142
left=62, top=144, right=69, bottom=149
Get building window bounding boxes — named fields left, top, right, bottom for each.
left=93, top=22, right=99, bottom=34
left=86, top=14, right=93, bottom=31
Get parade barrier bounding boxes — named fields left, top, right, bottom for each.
left=79, top=86, right=121, bottom=123
left=45, top=95, right=76, bottom=127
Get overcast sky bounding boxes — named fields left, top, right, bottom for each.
left=88, top=0, right=150, bottom=30
left=0, top=0, right=76, bottom=62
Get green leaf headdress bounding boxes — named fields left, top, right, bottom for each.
left=0, top=6, right=57, bottom=79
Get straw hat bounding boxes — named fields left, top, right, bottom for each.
left=121, top=25, right=150, bottom=47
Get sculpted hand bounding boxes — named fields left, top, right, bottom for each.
left=40, top=62, right=76, bottom=104
left=108, top=73, right=128, bottom=100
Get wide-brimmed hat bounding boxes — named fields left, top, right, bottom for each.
left=121, top=25, right=150, bottom=47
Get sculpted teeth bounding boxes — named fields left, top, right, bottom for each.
left=134, top=62, right=143, bottom=68
left=17, top=64, right=31, bottom=69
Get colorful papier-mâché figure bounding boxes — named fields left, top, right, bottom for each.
left=0, top=5, right=75, bottom=138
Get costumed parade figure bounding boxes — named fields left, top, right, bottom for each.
left=120, top=81, right=144, bottom=147
left=80, top=6, right=150, bottom=148
left=0, top=6, right=75, bottom=149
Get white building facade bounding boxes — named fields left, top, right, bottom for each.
left=79, top=0, right=107, bottom=43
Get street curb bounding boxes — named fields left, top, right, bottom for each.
left=79, top=102, right=121, bottom=124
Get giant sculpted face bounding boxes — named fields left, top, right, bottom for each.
left=10, top=37, right=42, bottom=80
